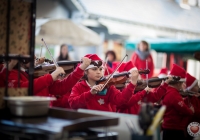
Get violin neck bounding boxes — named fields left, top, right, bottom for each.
left=179, top=90, right=196, bottom=96
left=113, top=72, right=130, bottom=78
left=148, top=77, right=167, bottom=83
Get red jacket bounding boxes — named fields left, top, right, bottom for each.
left=117, top=90, right=146, bottom=114
left=131, top=52, right=154, bottom=79
left=162, top=86, right=193, bottom=131
left=51, top=91, right=71, bottom=108
left=184, top=96, right=200, bottom=123
left=68, top=80, right=135, bottom=112
left=8, top=67, right=84, bottom=97
left=0, top=64, right=4, bottom=71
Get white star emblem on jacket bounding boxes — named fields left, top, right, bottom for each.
left=98, top=98, right=104, bottom=105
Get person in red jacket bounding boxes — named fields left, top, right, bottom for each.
left=7, top=57, right=91, bottom=99
left=68, top=54, right=139, bottom=112
left=113, top=60, right=146, bottom=114
left=162, top=64, right=194, bottom=140
left=144, top=68, right=169, bottom=104
left=130, top=40, right=154, bottom=79
left=52, top=59, right=115, bottom=109
left=184, top=73, right=200, bottom=140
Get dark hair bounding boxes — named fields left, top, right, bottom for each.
left=81, top=70, right=88, bottom=81
left=137, top=40, right=150, bottom=51
left=105, top=50, right=116, bottom=61
left=57, top=44, right=69, bottom=61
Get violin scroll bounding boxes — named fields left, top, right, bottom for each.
left=35, top=57, right=53, bottom=65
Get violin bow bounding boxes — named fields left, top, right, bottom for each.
left=104, top=57, right=110, bottom=75
left=40, top=44, right=43, bottom=58
left=101, top=54, right=128, bottom=90
left=41, top=38, right=65, bottom=77
left=146, top=60, right=149, bottom=86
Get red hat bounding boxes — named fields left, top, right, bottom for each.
left=84, top=54, right=102, bottom=70
left=186, top=73, right=198, bottom=90
left=118, top=61, right=135, bottom=72
left=169, top=64, right=186, bottom=82
left=158, top=68, right=168, bottom=78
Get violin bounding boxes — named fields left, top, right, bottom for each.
left=135, top=76, right=180, bottom=92
left=96, top=69, right=150, bottom=88
left=34, top=61, right=80, bottom=77
left=179, top=88, right=200, bottom=97
left=34, top=60, right=103, bottom=77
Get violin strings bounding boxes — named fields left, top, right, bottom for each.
left=101, top=54, right=128, bottom=90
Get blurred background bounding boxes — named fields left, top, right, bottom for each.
left=35, top=0, right=200, bottom=80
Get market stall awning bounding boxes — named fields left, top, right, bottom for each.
left=125, top=39, right=200, bottom=53
left=36, top=19, right=101, bottom=46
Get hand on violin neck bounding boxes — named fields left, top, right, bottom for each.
left=7, top=59, right=18, bottom=71
left=190, top=105, right=195, bottom=113
left=51, top=67, right=65, bottom=81
left=79, top=57, right=91, bottom=70
left=90, top=84, right=104, bottom=95
left=165, top=76, right=173, bottom=84
left=144, top=86, right=151, bottom=93
left=130, top=69, right=139, bottom=85
left=194, top=93, right=200, bottom=97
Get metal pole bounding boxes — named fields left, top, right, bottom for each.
left=28, top=0, right=36, bottom=96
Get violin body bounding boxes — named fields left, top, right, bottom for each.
left=97, top=74, right=128, bottom=88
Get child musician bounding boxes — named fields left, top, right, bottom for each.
left=162, top=64, right=194, bottom=140
left=52, top=59, right=115, bottom=109
left=68, top=54, right=139, bottom=112
left=184, top=73, right=200, bottom=140
left=7, top=57, right=91, bottom=98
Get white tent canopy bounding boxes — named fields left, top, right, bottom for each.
left=35, top=19, right=101, bottom=46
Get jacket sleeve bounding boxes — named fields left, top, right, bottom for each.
left=48, top=67, right=84, bottom=95
left=68, top=83, right=93, bottom=110
left=126, top=90, right=146, bottom=107
left=148, top=55, right=154, bottom=78
left=108, top=83, right=135, bottom=106
left=145, top=83, right=168, bottom=103
left=8, top=70, right=54, bottom=94
left=131, top=53, right=138, bottom=68
left=188, top=97, right=200, bottom=118
left=0, top=67, right=7, bottom=87
left=172, top=94, right=193, bottom=116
